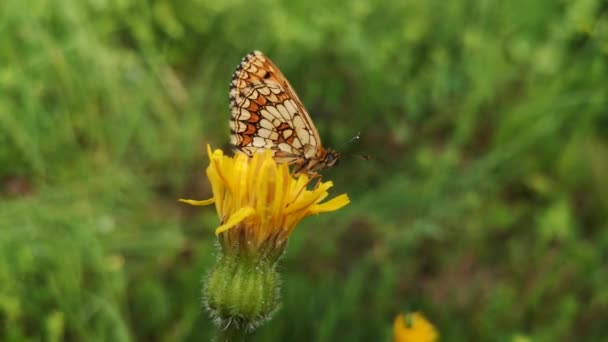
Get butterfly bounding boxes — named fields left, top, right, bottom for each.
left=229, top=50, right=340, bottom=176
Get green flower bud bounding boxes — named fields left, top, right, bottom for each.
left=204, top=254, right=281, bottom=332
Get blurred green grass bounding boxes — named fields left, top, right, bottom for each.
left=1, top=0, right=607, bottom=340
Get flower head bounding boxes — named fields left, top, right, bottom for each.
left=393, top=312, right=439, bottom=342
left=180, top=145, right=349, bottom=260
left=180, top=146, right=349, bottom=331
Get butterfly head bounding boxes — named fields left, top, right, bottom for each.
left=323, top=149, right=341, bottom=168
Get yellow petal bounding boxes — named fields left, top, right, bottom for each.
left=310, top=194, right=350, bottom=214
left=316, top=180, right=334, bottom=192
left=179, top=198, right=215, bottom=206
left=206, top=144, right=214, bottom=159
left=290, top=174, right=310, bottom=196
left=215, top=207, right=255, bottom=235
left=285, top=179, right=339, bottom=215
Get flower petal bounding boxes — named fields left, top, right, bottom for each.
left=179, top=198, right=215, bottom=206
left=215, top=206, right=255, bottom=235
left=310, top=194, right=350, bottom=214
left=284, top=179, right=333, bottom=215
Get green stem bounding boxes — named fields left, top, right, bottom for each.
left=214, top=324, right=248, bottom=342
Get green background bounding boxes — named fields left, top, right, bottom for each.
left=1, top=0, right=607, bottom=340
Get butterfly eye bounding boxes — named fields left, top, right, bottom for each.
left=326, top=153, right=340, bottom=167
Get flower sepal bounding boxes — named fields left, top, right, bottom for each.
left=205, top=253, right=281, bottom=332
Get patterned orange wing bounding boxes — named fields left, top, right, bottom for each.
left=229, top=51, right=340, bottom=174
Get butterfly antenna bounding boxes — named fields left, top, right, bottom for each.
left=353, top=154, right=372, bottom=160
left=337, top=132, right=372, bottom=160
left=338, top=132, right=361, bottom=150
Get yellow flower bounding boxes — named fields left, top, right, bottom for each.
left=393, top=312, right=439, bottom=342
left=180, top=146, right=349, bottom=258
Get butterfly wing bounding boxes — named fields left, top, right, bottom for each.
left=229, top=51, right=323, bottom=164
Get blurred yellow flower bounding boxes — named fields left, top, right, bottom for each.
left=393, top=312, right=438, bottom=342
left=180, top=146, right=349, bottom=258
